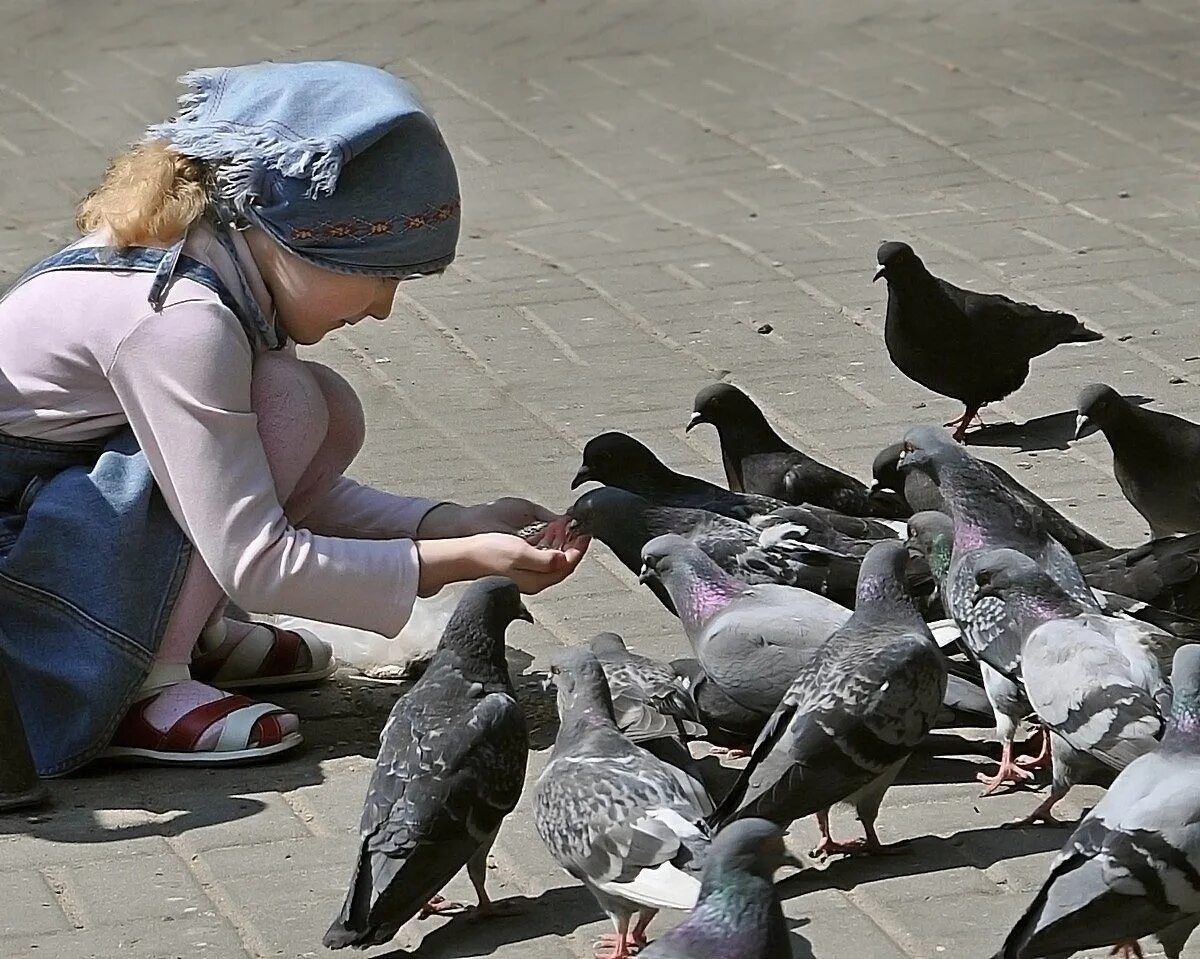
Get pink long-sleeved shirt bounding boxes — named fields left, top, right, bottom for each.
left=0, top=224, right=433, bottom=636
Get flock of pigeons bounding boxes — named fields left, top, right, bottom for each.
left=320, top=242, right=1200, bottom=959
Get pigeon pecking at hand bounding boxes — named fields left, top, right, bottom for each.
left=686, top=382, right=908, bottom=518
left=637, top=818, right=800, bottom=959
left=535, top=647, right=714, bottom=959
left=992, top=644, right=1200, bottom=959
left=1075, top=383, right=1200, bottom=539
left=323, top=577, right=532, bottom=950
left=973, top=549, right=1170, bottom=827
left=708, top=540, right=947, bottom=858
left=875, top=241, right=1102, bottom=442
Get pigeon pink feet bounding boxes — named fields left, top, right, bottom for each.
left=977, top=742, right=1037, bottom=796
left=1109, top=940, right=1144, bottom=958
left=593, top=932, right=642, bottom=959
left=418, top=895, right=471, bottom=919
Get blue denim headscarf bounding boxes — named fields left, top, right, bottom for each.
left=147, top=61, right=460, bottom=277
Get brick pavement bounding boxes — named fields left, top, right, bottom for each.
left=1, top=0, right=1199, bottom=956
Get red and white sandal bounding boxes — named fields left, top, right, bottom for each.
left=103, top=687, right=302, bottom=765
left=191, top=622, right=337, bottom=691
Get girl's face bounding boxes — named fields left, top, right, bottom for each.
left=245, top=228, right=402, bottom=345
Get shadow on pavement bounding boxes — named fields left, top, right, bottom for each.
left=966, top=398, right=1151, bottom=452
left=0, top=644, right=556, bottom=844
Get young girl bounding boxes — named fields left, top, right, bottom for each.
left=0, top=60, right=588, bottom=776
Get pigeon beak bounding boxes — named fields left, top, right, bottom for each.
left=873, top=265, right=886, bottom=282
left=570, top=465, right=591, bottom=490
left=540, top=673, right=554, bottom=692
left=516, top=603, right=534, bottom=625
left=1073, top=413, right=1091, bottom=442
left=868, top=479, right=884, bottom=494
left=974, top=582, right=1001, bottom=600
left=637, top=563, right=655, bottom=585
left=685, top=412, right=703, bottom=433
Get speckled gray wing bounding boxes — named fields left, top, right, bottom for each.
left=1022, top=619, right=1163, bottom=771
left=996, top=750, right=1200, bottom=959
left=712, top=624, right=946, bottom=827
left=328, top=672, right=528, bottom=946
left=949, top=553, right=1022, bottom=676
left=534, top=730, right=711, bottom=910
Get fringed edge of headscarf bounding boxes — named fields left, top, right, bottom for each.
left=145, top=68, right=347, bottom=204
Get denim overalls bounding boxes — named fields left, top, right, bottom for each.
left=0, top=237, right=274, bottom=776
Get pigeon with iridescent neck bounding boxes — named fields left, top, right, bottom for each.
left=638, top=818, right=798, bottom=959
left=638, top=535, right=851, bottom=719
left=973, top=549, right=1169, bottom=826
left=708, top=541, right=947, bottom=858
left=992, top=644, right=1200, bottom=959
left=535, top=648, right=713, bottom=959
left=874, top=442, right=1108, bottom=555
left=898, top=425, right=1102, bottom=794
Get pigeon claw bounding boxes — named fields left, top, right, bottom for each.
left=1109, top=941, right=1145, bottom=959
left=1014, top=728, right=1052, bottom=771
left=976, top=742, right=1038, bottom=796
left=592, top=932, right=642, bottom=959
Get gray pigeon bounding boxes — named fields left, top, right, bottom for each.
left=323, top=577, right=532, bottom=949
left=974, top=549, right=1169, bottom=826
left=1076, top=383, right=1200, bottom=539
left=872, top=441, right=1109, bottom=555
left=567, top=487, right=874, bottom=610
left=687, top=382, right=908, bottom=518
left=638, top=534, right=851, bottom=718
left=709, top=541, right=947, bottom=858
left=588, top=633, right=708, bottom=791
left=637, top=818, right=799, bottom=959
left=535, top=648, right=713, bottom=959
left=875, top=241, right=1101, bottom=442
left=898, top=426, right=1102, bottom=794
left=993, top=644, right=1200, bottom=959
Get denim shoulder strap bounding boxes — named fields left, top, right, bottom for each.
left=2, top=241, right=278, bottom=351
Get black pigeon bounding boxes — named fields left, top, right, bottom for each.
left=872, top=441, right=1109, bottom=555
left=638, top=818, right=798, bottom=959
left=875, top=241, right=1102, bottom=442
left=323, top=577, right=532, bottom=950
left=687, top=383, right=908, bottom=518
left=709, top=541, right=947, bottom=858
left=1078, top=533, right=1200, bottom=619
left=1076, top=383, right=1200, bottom=538
left=992, top=645, right=1200, bottom=959
left=571, top=431, right=902, bottom=539
left=566, top=487, right=875, bottom=610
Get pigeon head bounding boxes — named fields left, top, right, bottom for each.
left=972, top=548, right=1079, bottom=627
left=1165, top=645, right=1200, bottom=745
left=572, top=431, right=669, bottom=490
left=640, top=533, right=742, bottom=627
left=906, top=510, right=954, bottom=579
left=707, top=818, right=801, bottom=881
left=545, top=646, right=617, bottom=733
left=870, top=442, right=905, bottom=494
left=854, top=540, right=915, bottom=609
left=567, top=486, right=650, bottom=543
left=688, top=382, right=761, bottom=434
left=1075, top=383, right=1124, bottom=440
left=874, top=240, right=925, bottom=283
left=438, top=576, right=533, bottom=675
left=896, top=425, right=962, bottom=482
left=587, top=632, right=629, bottom=657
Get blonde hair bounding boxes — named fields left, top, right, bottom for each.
left=76, top=140, right=212, bottom=248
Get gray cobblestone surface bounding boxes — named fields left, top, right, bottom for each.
left=1, top=0, right=1199, bottom=956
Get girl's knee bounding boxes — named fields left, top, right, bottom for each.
left=250, top=353, right=330, bottom=492
left=302, top=361, right=366, bottom=462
